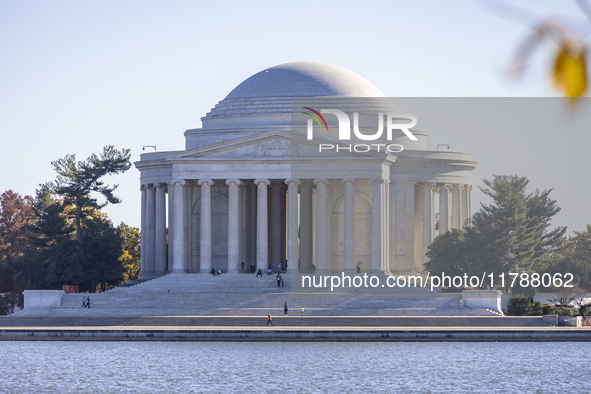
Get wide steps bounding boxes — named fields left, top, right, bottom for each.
left=19, top=273, right=500, bottom=317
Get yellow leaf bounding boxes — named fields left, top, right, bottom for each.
left=553, top=43, right=588, bottom=102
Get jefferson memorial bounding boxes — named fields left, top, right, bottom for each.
left=136, top=62, right=476, bottom=280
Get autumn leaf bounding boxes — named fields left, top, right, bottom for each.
left=553, top=42, right=588, bottom=101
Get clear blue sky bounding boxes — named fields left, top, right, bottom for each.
left=1, top=0, right=589, bottom=233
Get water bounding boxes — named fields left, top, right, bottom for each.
left=0, top=341, right=585, bottom=393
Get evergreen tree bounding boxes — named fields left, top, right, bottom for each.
left=425, top=229, right=470, bottom=278
left=468, top=175, right=565, bottom=276
left=25, top=184, right=78, bottom=290
left=51, top=145, right=131, bottom=247
left=557, top=225, right=591, bottom=290
left=80, top=214, right=124, bottom=292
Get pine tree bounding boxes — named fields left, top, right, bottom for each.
left=51, top=145, right=131, bottom=247
left=468, top=175, right=565, bottom=276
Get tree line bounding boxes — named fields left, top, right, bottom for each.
left=0, top=146, right=140, bottom=296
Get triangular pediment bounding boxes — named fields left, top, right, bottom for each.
left=167, top=131, right=391, bottom=161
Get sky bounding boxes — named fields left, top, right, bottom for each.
left=1, top=0, right=589, bottom=233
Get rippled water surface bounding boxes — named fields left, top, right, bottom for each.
left=0, top=341, right=584, bottom=393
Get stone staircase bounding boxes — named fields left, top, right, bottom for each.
left=18, top=273, right=500, bottom=317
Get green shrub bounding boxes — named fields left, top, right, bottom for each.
left=542, top=304, right=577, bottom=316
left=531, top=301, right=543, bottom=316
left=506, top=297, right=542, bottom=316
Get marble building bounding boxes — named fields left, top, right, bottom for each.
left=136, top=62, right=476, bottom=279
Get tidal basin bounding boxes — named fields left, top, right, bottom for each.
left=0, top=341, right=582, bottom=392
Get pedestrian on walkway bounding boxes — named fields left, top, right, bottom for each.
left=81, top=297, right=86, bottom=308
left=276, top=274, right=281, bottom=288
left=266, top=312, right=273, bottom=327
left=87, top=296, right=91, bottom=309
left=284, top=302, right=288, bottom=315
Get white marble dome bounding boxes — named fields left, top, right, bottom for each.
left=188, top=62, right=394, bottom=149
left=225, top=61, right=385, bottom=99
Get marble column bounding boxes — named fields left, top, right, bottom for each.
left=139, top=185, right=147, bottom=278
left=255, top=179, right=270, bottom=271
left=371, top=179, right=384, bottom=273
left=198, top=179, right=213, bottom=273
left=155, top=184, right=167, bottom=274
left=285, top=179, right=300, bottom=273
left=167, top=184, right=174, bottom=272
left=145, top=184, right=156, bottom=275
left=299, top=181, right=314, bottom=271
left=451, top=184, right=463, bottom=230
left=226, top=179, right=241, bottom=273
left=342, top=178, right=356, bottom=272
left=462, top=185, right=472, bottom=227
left=171, top=180, right=186, bottom=273
left=249, top=183, right=257, bottom=269
left=439, top=184, right=451, bottom=235
left=314, top=179, right=329, bottom=272
left=270, top=181, right=282, bottom=268
left=422, top=182, right=434, bottom=267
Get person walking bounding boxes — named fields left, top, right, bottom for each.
left=266, top=312, right=273, bottom=327
left=86, top=296, right=91, bottom=309
left=301, top=305, right=304, bottom=316
left=276, top=274, right=281, bottom=288
left=284, top=302, right=288, bottom=315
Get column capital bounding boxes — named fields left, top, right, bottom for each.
left=370, top=178, right=385, bottom=185
left=285, top=178, right=301, bottom=186
left=140, top=184, right=147, bottom=192
left=455, top=184, right=464, bottom=191
left=341, top=178, right=357, bottom=185
left=254, top=178, right=270, bottom=186
left=313, top=178, right=329, bottom=186
left=225, top=179, right=242, bottom=186
left=440, top=183, right=452, bottom=190
left=169, top=179, right=186, bottom=186
left=198, top=179, right=214, bottom=186
left=155, top=183, right=168, bottom=191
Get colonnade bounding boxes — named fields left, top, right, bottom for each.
left=420, top=183, right=472, bottom=267
left=138, top=178, right=472, bottom=279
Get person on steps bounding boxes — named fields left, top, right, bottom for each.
left=266, top=312, right=273, bottom=327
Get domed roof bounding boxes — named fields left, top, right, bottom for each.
left=224, top=61, right=385, bottom=99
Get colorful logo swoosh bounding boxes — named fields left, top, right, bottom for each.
left=303, top=107, right=329, bottom=131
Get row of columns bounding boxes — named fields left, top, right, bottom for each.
left=421, top=182, right=472, bottom=265
left=139, top=184, right=168, bottom=279
left=150, top=177, right=386, bottom=275
left=140, top=179, right=472, bottom=278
